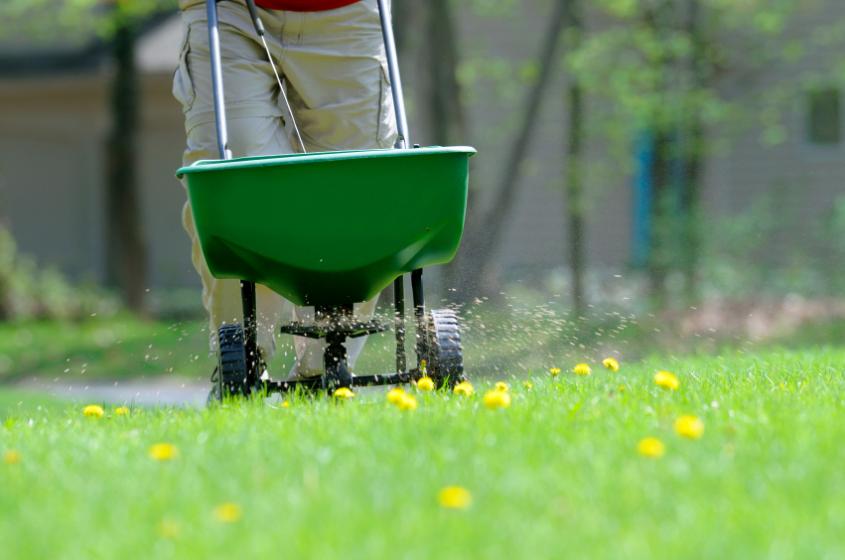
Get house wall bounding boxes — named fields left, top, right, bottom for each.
left=0, top=71, right=198, bottom=289
left=0, top=76, right=108, bottom=282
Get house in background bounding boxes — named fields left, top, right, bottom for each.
left=1, top=3, right=843, bottom=304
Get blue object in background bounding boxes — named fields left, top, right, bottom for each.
left=632, top=131, right=654, bottom=268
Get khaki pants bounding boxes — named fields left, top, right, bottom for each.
left=172, top=0, right=397, bottom=376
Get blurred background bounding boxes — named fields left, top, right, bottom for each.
left=1, top=0, right=844, bottom=402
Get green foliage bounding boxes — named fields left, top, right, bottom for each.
left=0, top=0, right=177, bottom=41
left=3, top=348, right=845, bottom=558
left=0, top=226, right=119, bottom=321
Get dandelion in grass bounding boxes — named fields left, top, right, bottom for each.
left=483, top=389, right=511, bottom=410
left=149, top=443, right=178, bottom=462
left=213, top=502, right=243, bottom=524
left=438, top=486, right=472, bottom=510
left=572, top=363, right=592, bottom=377
left=549, top=367, right=561, bottom=378
left=3, top=450, right=21, bottom=465
left=654, top=370, right=679, bottom=391
left=453, top=380, right=474, bottom=397
left=281, top=400, right=290, bottom=408
left=602, top=357, right=620, bottom=372
left=157, top=518, right=181, bottom=539
left=417, top=376, right=435, bottom=392
left=396, top=393, right=418, bottom=411
left=674, top=415, right=705, bottom=439
left=83, top=404, right=104, bottom=418
left=637, top=437, right=665, bottom=458
left=522, top=380, right=533, bottom=390
left=114, top=406, right=130, bottom=416
left=494, top=381, right=509, bottom=393
left=386, top=387, right=406, bottom=404
left=332, top=387, right=355, bottom=400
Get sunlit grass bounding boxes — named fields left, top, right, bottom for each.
left=2, top=348, right=845, bottom=558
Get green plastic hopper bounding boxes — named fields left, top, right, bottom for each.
left=177, top=146, right=476, bottom=307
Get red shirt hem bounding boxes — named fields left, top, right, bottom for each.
left=254, top=0, right=360, bottom=11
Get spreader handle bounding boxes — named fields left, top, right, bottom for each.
left=377, top=0, right=410, bottom=149
left=206, top=0, right=231, bottom=160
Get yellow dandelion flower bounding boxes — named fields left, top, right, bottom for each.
left=494, top=381, right=509, bottom=393
left=417, top=376, right=435, bottom=392
left=674, top=415, right=705, bottom=439
left=397, top=393, right=418, bottom=411
left=149, top=443, right=178, bottom=462
left=438, top=486, right=472, bottom=510
left=453, top=381, right=474, bottom=397
left=332, top=387, right=355, bottom=400
left=83, top=404, right=104, bottom=418
left=602, top=357, right=620, bottom=372
left=637, top=437, right=665, bottom=458
left=213, top=502, right=243, bottom=524
left=483, top=389, right=511, bottom=410
left=522, top=380, right=533, bottom=390
left=157, top=518, right=181, bottom=539
left=281, top=400, right=290, bottom=408
left=549, top=367, right=561, bottom=377
left=572, top=363, right=592, bottom=376
left=3, top=450, right=21, bottom=465
left=654, top=370, right=679, bottom=391
left=386, top=387, right=406, bottom=404
left=114, top=406, right=130, bottom=416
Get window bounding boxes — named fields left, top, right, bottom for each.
left=807, top=88, right=841, bottom=145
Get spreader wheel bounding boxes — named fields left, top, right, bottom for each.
left=424, top=309, right=465, bottom=388
left=215, top=324, right=250, bottom=398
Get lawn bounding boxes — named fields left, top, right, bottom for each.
left=2, top=347, right=844, bottom=558
left=0, top=303, right=637, bottom=386
left=0, top=316, right=213, bottom=384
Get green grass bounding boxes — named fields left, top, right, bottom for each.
left=0, top=316, right=213, bottom=384
left=2, top=305, right=840, bottom=390
left=0, top=305, right=634, bottom=385
left=2, top=348, right=845, bottom=558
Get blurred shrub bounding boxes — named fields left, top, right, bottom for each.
left=0, top=226, right=120, bottom=321
left=698, top=193, right=845, bottom=299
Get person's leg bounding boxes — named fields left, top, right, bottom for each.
left=174, top=4, right=292, bottom=356
left=271, top=0, right=398, bottom=377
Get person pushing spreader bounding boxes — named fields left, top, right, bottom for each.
left=176, top=0, right=475, bottom=399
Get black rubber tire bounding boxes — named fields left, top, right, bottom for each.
left=425, top=309, right=465, bottom=388
left=216, top=324, right=250, bottom=398
left=323, top=361, right=353, bottom=392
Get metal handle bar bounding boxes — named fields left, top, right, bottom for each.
left=206, top=0, right=412, bottom=158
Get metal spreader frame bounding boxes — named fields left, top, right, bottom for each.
left=203, top=0, right=458, bottom=396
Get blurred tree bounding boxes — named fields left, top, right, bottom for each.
left=105, top=13, right=148, bottom=314
left=415, top=0, right=472, bottom=293
left=462, top=0, right=568, bottom=295
left=563, top=0, right=585, bottom=315
left=565, top=0, right=838, bottom=306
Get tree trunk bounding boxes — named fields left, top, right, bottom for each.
left=460, top=0, right=568, bottom=296
left=681, top=0, right=705, bottom=303
left=105, top=22, right=148, bottom=314
left=563, top=0, right=585, bottom=316
left=425, top=0, right=467, bottom=144
left=641, top=1, right=673, bottom=308
left=423, top=0, right=471, bottom=296
left=649, top=131, right=671, bottom=307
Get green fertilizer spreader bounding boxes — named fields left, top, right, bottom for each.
left=177, top=0, right=475, bottom=398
